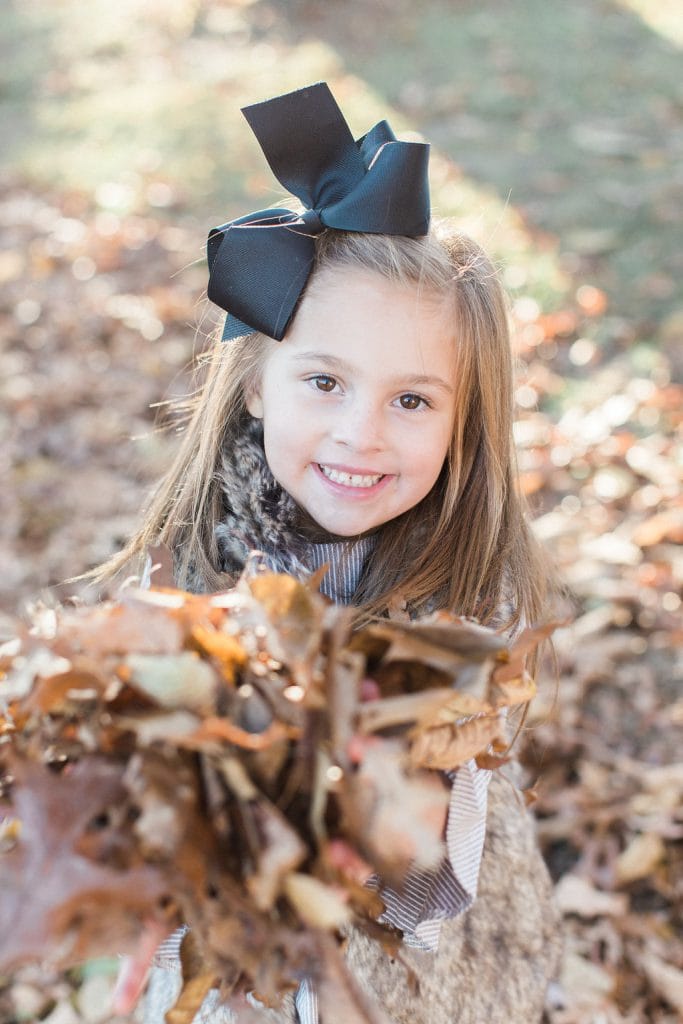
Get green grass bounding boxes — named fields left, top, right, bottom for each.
left=1, top=0, right=680, bottom=332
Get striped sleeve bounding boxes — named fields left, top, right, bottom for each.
left=366, top=759, right=491, bottom=953
left=445, top=759, right=491, bottom=899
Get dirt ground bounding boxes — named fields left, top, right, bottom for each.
left=0, top=1, right=681, bottom=1021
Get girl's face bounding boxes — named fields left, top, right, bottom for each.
left=247, top=266, right=457, bottom=537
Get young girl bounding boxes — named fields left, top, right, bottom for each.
left=106, top=84, right=561, bottom=1023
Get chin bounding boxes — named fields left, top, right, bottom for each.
left=307, top=509, right=388, bottom=537
left=316, top=520, right=372, bottom=538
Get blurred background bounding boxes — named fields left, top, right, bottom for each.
left=0, top=1, right=681, bottom=1021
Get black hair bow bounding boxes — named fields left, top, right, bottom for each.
left=207, top=82, right=430, bottom=341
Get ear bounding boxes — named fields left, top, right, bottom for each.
left=245, top=384, right=264, bottom=419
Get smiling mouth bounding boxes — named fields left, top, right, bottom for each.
left=318, top=465, right=385, bottom=488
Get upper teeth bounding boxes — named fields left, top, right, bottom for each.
left=320, top=465, right=384, bottom=488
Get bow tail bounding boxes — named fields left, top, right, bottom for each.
left=208, top=224, right=316, bottom=341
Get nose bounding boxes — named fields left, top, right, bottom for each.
left=330, top=396, right=385, bottom=454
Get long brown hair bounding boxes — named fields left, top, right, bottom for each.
left=95, top=224, right=550, bottom=630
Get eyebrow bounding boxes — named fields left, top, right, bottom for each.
left=291, top=352, right=454, bottom=394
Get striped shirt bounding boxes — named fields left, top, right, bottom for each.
left=145, top=538, right=491, bottom=1024
left=305, top=534, right=376, bottom=604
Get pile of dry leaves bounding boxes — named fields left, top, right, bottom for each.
left=0, top=571, right=549, bottom=1022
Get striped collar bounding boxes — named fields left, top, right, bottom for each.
left=302, top=534, right=376, bottom=604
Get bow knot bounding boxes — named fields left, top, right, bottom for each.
left=207, top=83, right=430, bottom=341
left=299, top=207, right=324, bottom=234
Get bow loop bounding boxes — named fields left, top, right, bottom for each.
left=207, top=82, right=430, bottom=341
left=322, top=141, right=430, bottom=235
left=357, top=120, right=396, bottom=168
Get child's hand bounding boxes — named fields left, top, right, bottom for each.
left=343, top=735, right=449, bottom=873
left=326, top=838, right=374, bottom=885
left=112, top=918, right=171, bottom=1015
left=359, top=677, right=381, bottom=702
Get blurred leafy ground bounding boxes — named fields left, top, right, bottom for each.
left=0, top=0, right=681, bottom=1021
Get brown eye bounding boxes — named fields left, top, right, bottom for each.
left=399, top=393, right=423, bottom=410
left=314, top=375, right=337, bottom=392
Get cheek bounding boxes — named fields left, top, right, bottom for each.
left=246, top=389, right=264, bottom=419
left=410, top=431, right=451, bottom=495
left=249, top=374, right=287, bottom=424
left=263, top=407, right=307, bottom=470
left=404, top=419, right=451, bottom=465
left=245, top=345, right=283, bottom=419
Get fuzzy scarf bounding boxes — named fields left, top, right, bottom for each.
left=213, top=416, right=308, bottom=581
